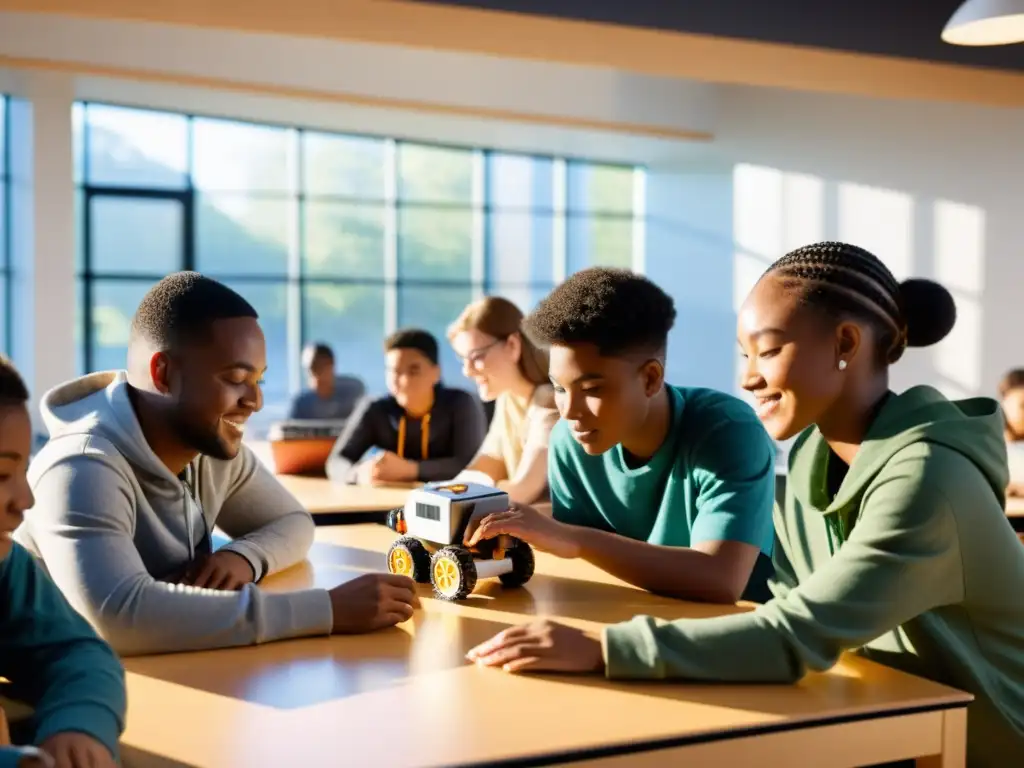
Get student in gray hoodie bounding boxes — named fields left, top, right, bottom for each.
left=15, top=273, right=418, bottom=656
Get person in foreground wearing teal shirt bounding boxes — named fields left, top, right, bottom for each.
left=467, top=243, right=1024, bottom=767
left=464, top=267, right=777, bottom=604
left=0, top=357, right=126, bottom=768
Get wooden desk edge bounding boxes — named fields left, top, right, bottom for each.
left=567, top=702, right=968, bottom=767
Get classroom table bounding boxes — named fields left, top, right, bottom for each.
left=274, top=473, right=414, bottom=523
left=118, top=524, right=971, bottom=768
left=245, top=439, right=414, bottom=523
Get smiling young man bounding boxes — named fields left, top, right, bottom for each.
left=465, top=268, right=777, bottom=604
left=15, top=272, right=418, bottom=656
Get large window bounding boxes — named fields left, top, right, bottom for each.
left=74, top=102, right=645, bottom=428
left=0, top=96, right=9, bottom=355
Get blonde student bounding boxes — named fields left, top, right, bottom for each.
left=0, top=357, right=126, bottom=768
left=468, top=243, right=1024, bottom=767
left=448, top=297, right=558, bottom=504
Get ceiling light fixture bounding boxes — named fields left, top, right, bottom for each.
left=942, top=0, right=1024, bottom=45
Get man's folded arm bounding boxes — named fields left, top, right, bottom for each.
left=27, top=457, right=333, bottom=656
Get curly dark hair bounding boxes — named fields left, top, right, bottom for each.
left=130, top=271, right=258, bottom=350
left=524, top=267, right=677, bottom=357
left=766, top=241, right=956, bottom=365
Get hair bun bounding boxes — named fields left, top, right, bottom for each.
left=899, top=279, right=956, bottom=348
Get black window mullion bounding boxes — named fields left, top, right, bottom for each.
left=296, top=129, right=306, bottom=352
left=81, top=103, right=93, bottom=372
left=82, top=186, right=192, bottom=372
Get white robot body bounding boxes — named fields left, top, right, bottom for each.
left=402, top=483, right=509, bottom=546
left=385, top=482, right=534, bottom=600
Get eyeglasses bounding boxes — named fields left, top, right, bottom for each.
left=458, top=339, right=503, bottom=369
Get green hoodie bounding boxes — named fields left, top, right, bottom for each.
left=603, top=386, right=1024, bottom=766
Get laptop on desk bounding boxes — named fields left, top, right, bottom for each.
left=267, top=419, right=349, bottom=476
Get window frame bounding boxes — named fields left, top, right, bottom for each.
left=75, top=100, right=646, bottom=403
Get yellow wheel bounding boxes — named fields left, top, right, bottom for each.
left=386, top=537, right=430, bottom=583
left=389, top=547, right=412, bottom=576
left=429, top=546, right=477, bottom=601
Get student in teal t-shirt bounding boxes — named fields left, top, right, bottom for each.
left=464, top=268, right=776, bottom=604
left=0, top=357, right=125, bottom=768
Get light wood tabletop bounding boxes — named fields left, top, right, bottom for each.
left=245, top=439, right=414, bottom=521
left=274, top=473, right=413, bottom=516
left=119, top=524, right=970, bottom=768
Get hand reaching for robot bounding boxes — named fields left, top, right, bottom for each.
left=328, top=573, right=420, bottom=633
left=464, top=503, right=581, bottom=559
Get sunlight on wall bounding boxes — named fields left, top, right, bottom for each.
left=732, top=164, right=824, bottom=402
left=837, top=182, right=913, bottom=279
left=933, top=199, right=985, bottom=395
left=733, top=165, right=825, bottom=261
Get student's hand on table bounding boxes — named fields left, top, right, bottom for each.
left=354, top=456, right=382, bottom=485
left=464, top=502, right=581, bottom=559
left=466, top=620, right=604, bottom=674
left=372, top=451, right=418, bottom=483
left=328, top=573, right=420, bottom=633
left=34, top=732, right=116, bottom=768
left=182, top=550, right=255, bottom=590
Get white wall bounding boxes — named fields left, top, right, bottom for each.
left=644, top=85, right=1024, bottom=408
left=6, top=72, right=77, bottom=434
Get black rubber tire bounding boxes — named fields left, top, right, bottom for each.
left=386, top=536, right=431, bottom=583
left=498, top=539, right=535, bottom=588
left=430, top=546, right=478, bottom=601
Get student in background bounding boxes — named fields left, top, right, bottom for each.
left=448, top=297, right=558, bottom=504
left=464, top=268, right=777, bottom=604
left=326, top=329, right=486, bottom=485
left=0, top=356, right=125, bottom=768
left=468, top=243, right=1024, bottom=767
left=998, top=368, right=1024, bottom=497
left=288, top=342, right=366, bottom=420
left=16, top=273, right=418, bottom=656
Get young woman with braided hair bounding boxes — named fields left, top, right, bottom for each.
left=467, top=241, right=1024, bottom=766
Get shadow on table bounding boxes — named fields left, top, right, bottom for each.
left=124, top=611, right=515, bottom=711
left=471, top=572, right=751, bottom=626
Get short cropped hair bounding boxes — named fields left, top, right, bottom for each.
left=385, top=328, right=439, bottom=365
left=303, top=342, right=334, bottom=364
left=524, top=268, right=677, bottom=357
left=130, top=272, right=258, bottom=349
left=765, top=241, right=955, bottom=365
left=0, top=355, right=29, bottom=405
